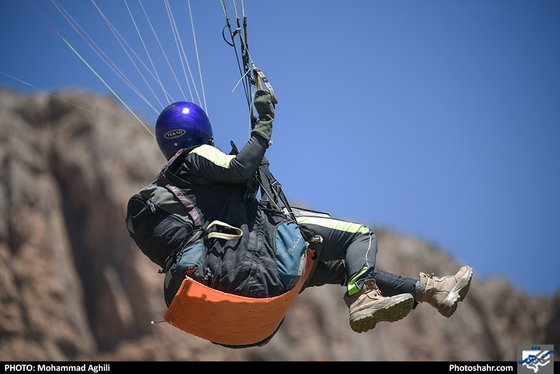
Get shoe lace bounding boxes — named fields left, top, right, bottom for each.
left=364, top=279, right=381, bottom=295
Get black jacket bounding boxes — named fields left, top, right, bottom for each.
left=163, top=134, right=294, bottom=298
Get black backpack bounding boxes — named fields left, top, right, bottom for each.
left=126, top=151, right=198, bottom=272
left=126, top=146, right=314, bottom=306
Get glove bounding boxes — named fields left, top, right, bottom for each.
left=254, top=89, right=275, bottom=116
left=251, top=90, right=275, bottom=143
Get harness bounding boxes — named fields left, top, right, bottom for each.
left=152, top=148, right=321, bottom=348
left=164, top=246, right=315, bottom=348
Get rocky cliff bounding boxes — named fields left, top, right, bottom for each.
left=0, top=89, right=558, bottom=361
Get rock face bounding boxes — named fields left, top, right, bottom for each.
left=0, top=89, right=558, bottom=361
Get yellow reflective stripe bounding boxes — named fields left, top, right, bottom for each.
left=347, top=265, right=369, bottom=296
left=296, top=217, right=370, bottom=234
left=191, top=145, right=235, bottom=168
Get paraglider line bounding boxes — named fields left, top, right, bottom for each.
left=0, top=71, right=154, bottom=139
left=25, top=0, right=155, bottom=139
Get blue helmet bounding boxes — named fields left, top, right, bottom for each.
left=155, top=102, right=213, bottom=159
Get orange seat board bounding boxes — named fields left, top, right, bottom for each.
left=164, top=249, right=314, bottom=346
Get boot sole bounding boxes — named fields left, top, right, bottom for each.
left=350, top=294, right=414, bottom=333
left=440, top=266, right=473, bottom=318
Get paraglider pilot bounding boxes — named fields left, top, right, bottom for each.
left=127, top=90, right=473, bottom=343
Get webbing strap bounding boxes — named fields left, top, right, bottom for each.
left=257, top=163, right=298, bottom=223
left=158, top=173, right=202, bottom=227
left=254, top=67, right=278, bottom=105
left=207, top=220, right=243, bottom=241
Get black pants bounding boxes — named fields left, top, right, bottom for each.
left=298, top=216, right=418, bottom=297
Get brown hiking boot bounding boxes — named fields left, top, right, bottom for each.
left=415, top=265, right=473, bottom=318
left=343, top=278, right=414, bottom=333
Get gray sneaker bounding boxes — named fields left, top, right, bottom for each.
left=415, top=265, right=473, bottom=318
left=343, top=278, right=414, bottom=333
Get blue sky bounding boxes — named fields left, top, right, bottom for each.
left=1, top=1, right=559, bottom=296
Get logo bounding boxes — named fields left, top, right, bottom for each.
left=164, top=129, right=186, bottom=139
left=518, top=345, right=554, bottom=374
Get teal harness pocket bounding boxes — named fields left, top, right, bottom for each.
left=176, top=240, right=203, bottom=274
left=275, top=223, right=307, bottom=291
